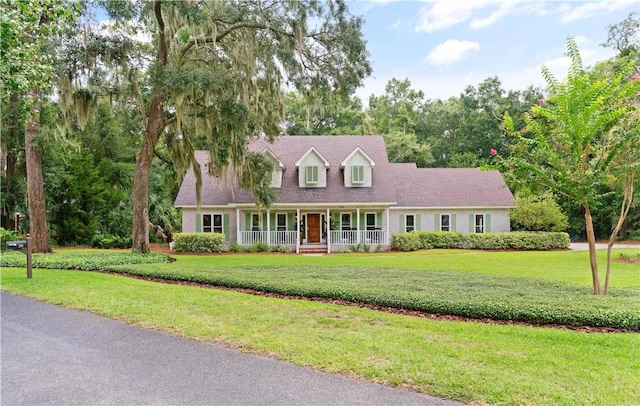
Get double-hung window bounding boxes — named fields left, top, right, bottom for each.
left=341, top=213, right=351, bottom=230
left=475, top=214, right=485, bottom=233
left=405, top=214, right=415, bottom=232
left=251, top=213, right=261, bottom=231
left=276, top=213, right=287, bottom=231
left=352, top=165, right=365, bottom=184
left=306, top=165, right=318, bottom=184
left=440, top=214, right=450, bottom=232
left=365, top=212, right=376, bottom=230
left=203, top=214, right=223, bottom=234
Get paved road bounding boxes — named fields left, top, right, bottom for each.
left=570, top=242, right=639, bottom=251
left=1, top=292, right=460, bottom=406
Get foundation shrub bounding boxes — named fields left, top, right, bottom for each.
left=172, top=232, right=227, bottom=253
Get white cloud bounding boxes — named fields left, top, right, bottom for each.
left=415, top=1, right=486, bottom=33
left=426, top=40, right=480, bottom=66
left=560, top=0, right=638, bottom=22
left=415, top=0, right=548, bottom=32
left=470, top=0, right=520, bottom=29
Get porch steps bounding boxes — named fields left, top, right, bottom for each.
left=298, top=245, right=328, bottom=254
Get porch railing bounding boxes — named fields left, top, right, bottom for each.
left=328, top=230, right=387, bottom=246
left=239, top=231, right=297, bottom=247
left=239, top=230, right=387, bottom=248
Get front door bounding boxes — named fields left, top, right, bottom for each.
left=306, top=214, right=321, bottom=243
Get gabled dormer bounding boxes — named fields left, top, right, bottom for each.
left=295, top=146, right=330, bottom=188
left=261, top=147, right=286, bottom=188
left=340, top=147, right=375, bottom=187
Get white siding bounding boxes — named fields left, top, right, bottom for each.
left=271, top=168, right=283, bottom=188
left=389, top=209, right=511, bottom=234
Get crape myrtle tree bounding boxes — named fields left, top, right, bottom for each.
left=502, top=38, right=639, bottom=295
left=58, top=0, right=371, bottom=253
left=0, top=0, right=80, bottom=252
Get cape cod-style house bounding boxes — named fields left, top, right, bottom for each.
left=174, top=135, right=514, bottom=253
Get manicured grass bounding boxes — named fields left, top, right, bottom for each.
left=172, top=247, right=639, bottom=287
left=3, top=248, right=639, bottom=328
left=1, top=267, right=638, bottom=405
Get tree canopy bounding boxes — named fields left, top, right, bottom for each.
left=502, top=37, right=639, bottom=294
left=57, top=0, right=372, bottom=252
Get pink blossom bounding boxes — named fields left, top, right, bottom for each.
left=632, top=74, right=639, bottom=82
left=538, top=99, right=545, bottom=105
left=490, top=148, right=497, bottom=156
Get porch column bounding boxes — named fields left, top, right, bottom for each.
left=296, top=208, right=300, bottom=254
left=356, top=208, right=361, bottom=244
left=326, top=208, right=331, bottom=254
left=386, top=208, right=390, bottom=244
left=267, top=209, right=271, bottom=246
left=236, top=208, right=240, bottom=245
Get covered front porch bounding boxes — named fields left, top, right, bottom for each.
left=235, top=206, right=390, bottom=253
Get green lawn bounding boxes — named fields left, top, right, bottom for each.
left=1, top=266, right=638, bottom=405
left=1, top=248, right=639, bottom=404
left=165, top=247, right=639, bottom=286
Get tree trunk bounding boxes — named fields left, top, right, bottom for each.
left=1, top=94, right=21, bottom=230
left=583, top=204, right=601, bottom=295
left=131, top=147, right=152, bottom=253
left=604, top=171, right=634, bottom=295
left=25, top=87, right=51, bottom=253
left=131, top=98, right=165, bottom=253
left=131, top=0, right=168, bottom=253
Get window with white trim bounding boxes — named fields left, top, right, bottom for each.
left=276, top=213, right=287, bottom=231
left=305, top=165, right=318, bottom=184
left=352, top=165, right=365, bottom=184
left=366, top=212, right=376, bottom=230
left=251, top=213, right=261, bottom=231
left=341, top=213, right=352, bottom=230
left=440, top=214, right=450, bottom=232
left=475, top=214, right=485, bottom=233
left=203, top=214, right=223, bottom=234
left=405, top=214, right=415, bottom=232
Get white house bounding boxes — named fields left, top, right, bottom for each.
left=174, top=135, right=515, bottom=253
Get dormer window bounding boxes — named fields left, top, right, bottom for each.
left=295, top=147, right=329, bottom=188
left=341, top=147, right=375, bottom=188
left=352, top=165, right=365, bottom=184
left=306, top=165, right=319, bottom=184
left=261, top=147, right=285, bottom=188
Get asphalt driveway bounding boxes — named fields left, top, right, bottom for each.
left=1, top=292, right=460, bottom=405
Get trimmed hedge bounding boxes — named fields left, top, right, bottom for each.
left=392, top=231, right=570, bottom=251
left=0, top=251, right=169, bottom=270
left=391, top=232, right=424, bottom=251
left=172, top=232, right=227, bottom=253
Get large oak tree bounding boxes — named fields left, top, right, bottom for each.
left=58, top=0, right=371, bottom=252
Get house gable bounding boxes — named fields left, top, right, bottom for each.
left=340, top=147, right=375, bottom=188
left=261, top=147, right=285, bottom=188
left=294, top=146, right=330, bottom=188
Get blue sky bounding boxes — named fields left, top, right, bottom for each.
left=349, top=0, right=639, bottom=102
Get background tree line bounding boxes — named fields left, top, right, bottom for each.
left=1, top=3, right=638, bottom=250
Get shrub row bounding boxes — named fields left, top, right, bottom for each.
left=392, top=231, right=570, bottom=251
left=91, top=233, right=132, bottom=249
left=172, top=232, right=227, bottom=253
left=0, top=251, right=170, bottom=270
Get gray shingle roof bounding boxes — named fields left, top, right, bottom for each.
left=174, top=135, right=514, bottom=208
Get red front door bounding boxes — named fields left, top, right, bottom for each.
left=306, top=214, right=321, bottom=243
